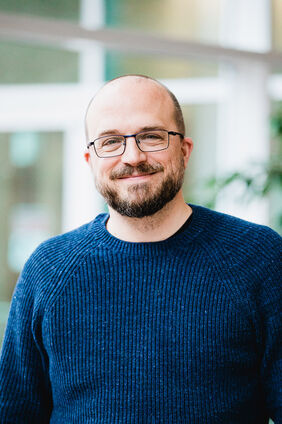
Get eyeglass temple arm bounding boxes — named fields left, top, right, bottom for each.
left=168, top=131, right=184, bottom=138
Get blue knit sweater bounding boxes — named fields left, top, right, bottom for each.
left=0, top=204, right=281, bottom=423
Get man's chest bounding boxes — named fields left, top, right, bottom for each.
left=44, top=254, right=259, bottom=404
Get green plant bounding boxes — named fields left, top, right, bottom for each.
left=203, top=106, right=282, bottom=234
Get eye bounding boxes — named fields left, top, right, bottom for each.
left=102, top=137, right=122, bottom=146
left=98, top=136, right=123, bottom=151
left=137, top=131, right=167, bottom=147
left=139, top=132, right=164, bottom=141
left=146, top=134, right=161, bottom=139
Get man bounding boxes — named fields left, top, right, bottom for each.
left=0, top=75, right=281, bottom=423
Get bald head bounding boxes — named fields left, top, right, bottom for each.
left=84, top=75, right=185, bottom=143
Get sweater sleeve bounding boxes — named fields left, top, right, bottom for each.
left=0, top=253, right=53, bottom=423
left=258, top=230, right=282, bottom=423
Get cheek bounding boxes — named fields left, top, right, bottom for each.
left=148, top=151, right=170, bottom=167
left=95, top=158, right=120, bottom=180
left=156, top=152, right=177, bottom=171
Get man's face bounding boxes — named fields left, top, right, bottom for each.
left=85, top=78, right=193, bottom=218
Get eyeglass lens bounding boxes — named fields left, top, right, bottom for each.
left=94, top=130, right=169, bottom=157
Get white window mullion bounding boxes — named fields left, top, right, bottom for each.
left=61, top=0, right=106, bottom=231
left=216, top=0, right=272, bottom=224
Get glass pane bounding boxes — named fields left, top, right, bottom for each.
left=0, top=131, right=63, bottom=345
left=0, top=0, right=80, bottom=22
left=106, top=51, right=218, bottom=80
left=269, top=101, right=282, bottom=234
left=105, top=0, right=222, bottom=44
left=272, top=0, right=282, bottom=52
left=181, top=104, right=217, bottom=205
left=0, top=41, right=79, bottom=84
left=0, top=1, right=80, bottom=85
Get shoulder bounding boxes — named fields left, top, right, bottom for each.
left=26, top=219, right=93, bottom=270
left=16, top=213, right=108, bottom=307
left=191, top=204, right=281, bottom=268
left=191, top=205, right=281, bottom=318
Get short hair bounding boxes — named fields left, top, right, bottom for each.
left=84, top=74, right=185, bottom=141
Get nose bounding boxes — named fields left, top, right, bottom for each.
left=120, top=136, right=147, bottom=166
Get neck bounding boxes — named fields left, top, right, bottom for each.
left=106, top=192, right=192, bottom=242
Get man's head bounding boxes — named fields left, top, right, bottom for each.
left=84, top=75, right=193, bottom=218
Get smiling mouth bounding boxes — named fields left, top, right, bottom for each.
left=110, top=164, right=164, bottom=181
left=118, top=172, right=157, bottom=179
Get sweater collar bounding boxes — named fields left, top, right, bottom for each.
left=89, top=204, right=209, bottom=254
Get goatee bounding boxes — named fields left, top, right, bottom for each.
left=95, top=159, right=185, bottom=218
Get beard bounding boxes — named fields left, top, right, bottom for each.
left=95, top=157, right=185, bottom=218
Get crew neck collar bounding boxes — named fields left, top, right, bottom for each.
left=89, top=204, right=210, bottom=255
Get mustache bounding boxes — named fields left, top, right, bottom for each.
left=110, top=163, right=164, bottom=180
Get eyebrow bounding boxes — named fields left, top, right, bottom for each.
left=97, top=125, right=167, bottom=138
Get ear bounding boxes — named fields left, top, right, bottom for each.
left=84, top=149, right=90, bottom=164
left=181, top=137, right=193, bottom=168
left=84, top=149, right=95, bottom=172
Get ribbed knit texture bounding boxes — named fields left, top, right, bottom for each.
left=0, top=204, right=281, bottom=424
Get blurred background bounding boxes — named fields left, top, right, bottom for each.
left=0, top=0, right=281, bottom=373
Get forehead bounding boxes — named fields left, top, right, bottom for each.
left=86, top=78, right=176, bottom=137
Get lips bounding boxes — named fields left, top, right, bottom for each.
left=110, top=164, right=164, bottom=180
left=119, top=172, right=156, bottom=179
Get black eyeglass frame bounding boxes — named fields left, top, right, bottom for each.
left=86, top=130, right=184, bottom=158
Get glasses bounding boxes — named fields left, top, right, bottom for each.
left=86, top=129, right=184, bottom=158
